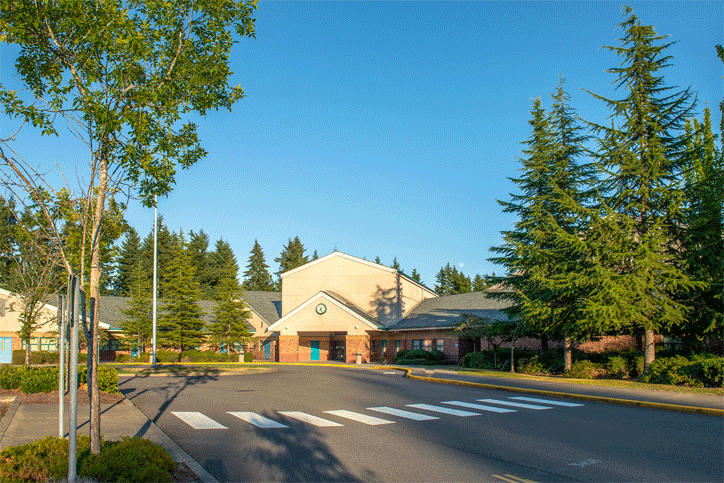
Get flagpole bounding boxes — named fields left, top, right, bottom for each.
left=152, top=194, right=158, bottom=365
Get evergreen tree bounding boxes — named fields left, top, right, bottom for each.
left=209, top=238, right=239, bottom=289
left=410, top=268, right=422, bottom=283
left=450, top=267, right=472, bottom=294
left=391, top=257, right=401, bottom=271
left=209, top=261, right=252, bottom=354
left=112, top=227, right=141, bottom=296
left=242, top=240, right=275, bottom=291
left=158, top=231, right=205, bottom=351
left=140, top=216, right=173, bottom=298
left=120, top=263, right=153, bottom=353
left=678, top=108, right=723, bottom=348
left=374, top=256, right=381, bottom=264
left=311, top=250, right=319, bottom=261
left=435, top=263, right=454, bottom=295
left=274, top=236, right=308, bottom=288
left=188, top=230, right=214, bottom=298
left=0, top=196, right=18, bottom=287
left=575, top=7, right=697, bottom=370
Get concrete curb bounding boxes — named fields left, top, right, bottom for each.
left=0, top=397, right=19, bottom=446
left=392, top=367, right=724, bottom=417
left=122, top=398, right=219, bottom=483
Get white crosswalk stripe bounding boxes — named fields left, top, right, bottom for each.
left=510, top=397, right=584, bottom=407
left=406, top=403, right=480, bottom=417
left=228, top=412, right=289, bottom=428
left=367, top=406, right=440, bottom=421
left=324, top=410, right=396, bottom=425
left=442, top=401, right=516, bottom=413
left=477, top=399, right=552, bottom=410
left=171, top=412, right=227, bottom=429
left=278, top=411, right=344, bottom=427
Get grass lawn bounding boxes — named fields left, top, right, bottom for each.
left=448, top=367, right=724, bottom=395
left=109, top=363, right=273, bottom=376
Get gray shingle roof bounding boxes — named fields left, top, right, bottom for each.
left=241, top=291, right=282, bottom=324
left=389, top=291, right=512, bottom=330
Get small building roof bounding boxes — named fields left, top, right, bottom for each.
left=389, top=291, right=512, bottom=330
left=241, top=291, right=282, bottom=325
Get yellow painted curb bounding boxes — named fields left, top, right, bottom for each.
left=388, top=367, right=723, bottom=417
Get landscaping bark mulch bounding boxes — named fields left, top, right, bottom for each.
left=0, top=388, right=124, bottom=405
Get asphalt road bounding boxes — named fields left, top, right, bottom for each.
left=118, top=366, right=723, bottom=482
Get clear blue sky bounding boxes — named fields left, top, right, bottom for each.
left=1, top=1, right=721, bottom=288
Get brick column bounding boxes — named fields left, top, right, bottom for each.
left=345, top=335, right=369, bottom=363
left=278, top=335, right=299, bottom=363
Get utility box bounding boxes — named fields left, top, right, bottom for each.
left=355, top=352, right=362, bottom=364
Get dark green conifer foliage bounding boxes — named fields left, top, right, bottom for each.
left=679, top=108, right=723, bottom=345
left=374, top=256, right=381, bottom=264
left=435, top=263, right=472, bottom=295
left=112, top=227, right=142, bottom=296
left=311, top=250, right=319, bottom=261
left=188, top=230, right=214, bottom=299
left=242, top=240, right=275, bottom=291
left=140, top=216, right=173, bottom=298
left=579, top=6, right=697, bottom=369
left=209, top=258, right=252, bottom=354
left=274, top=236, right=308, bottom=289
left=158, top=231, right=205, bottom=351
left=0, top=197, right=18, bottom=287
left=391, top=257, right=401, bottom=271
left=410, top=268, right=422, bottom=283
left=210, top=238, right=239, bottom=287
left=120, top=263, right=153, bottom=353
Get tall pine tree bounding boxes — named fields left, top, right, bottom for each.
left=209, top=259, right=252, bottom=355
left=158, top=231, right=205, bottom=351
left=242, top=240, right=275, bottom=291
left=120, top=263, right=153, bottom=353
left=577, top=6, right=697, bottom=370
left=274, top=236, right=308, bottom=289
left=188, top=230, right=214, bottom=299
left=112, top=227, right=142, bottom=296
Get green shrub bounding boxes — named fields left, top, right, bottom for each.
left=80, top=437, right=174, bottom=483
left=0, top=435, right=174, bottom=483
left=97, top=366, right=119, bottom=393
left=607, top=356, right=629, bottom=378
left=135, top=352, right=151, bottom=363
left=518, top=356, right=548, bottom=375
left=0, top=366, right=24, bottom=389
left=19, top=367, right=58, bottom=393
left=394, top=349, right=446, bottom=365
left=157, top=350, right=180, bottom=363
left=459, top=351, right=496, bottom=369
left=11, top=350, right=60, bottom=365
left=115, top=353, right=131, bottom=362
left=244, top=352, right=254, bottom=362
left=566, top=360, right=607, bottom=379
left=639, top=356, right=699, bottom=386
left=698, top=358, right=724, bottom=388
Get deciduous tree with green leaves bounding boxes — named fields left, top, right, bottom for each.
left=0, top=0, right=257, bottom=453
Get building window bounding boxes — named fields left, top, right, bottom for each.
left=40, top=337, right=57, bottom=351
left=435, top=339, right=444, bottom=352
left=21, top=338, right=40, bottom=351
left=423, top=339, right=433, bottom=351
left=371, top=340, right=383, bottom=354
left=411, top=339, right=421, bottom=350
left=394, top=340, right=401, bottom=354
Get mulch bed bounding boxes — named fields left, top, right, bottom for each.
left=0, top=387, right=124, bottom=405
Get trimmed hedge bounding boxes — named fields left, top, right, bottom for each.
left=394, top=349, right=446, bottom=365
left=0, top=435, right=174, bottom=483
left=640, top=355, right=724, bottom=388
left=0, top=365, right=118, bottom=393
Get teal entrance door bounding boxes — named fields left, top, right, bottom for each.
left=310, top=340, right=320, bottom=361
left=264, top=341, right=271, bottom=359
left=0, top=337, right=11, bottom=364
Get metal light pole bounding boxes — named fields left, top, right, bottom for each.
left=152, top=194, right=158, bottom=365
left=68, top=276, right=80, bottom=483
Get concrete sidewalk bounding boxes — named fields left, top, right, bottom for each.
left=0, top=396, right=218, bottom=483
left=397, top=366, right=724, bottom=414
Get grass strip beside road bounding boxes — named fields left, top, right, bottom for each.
left=110, top=363, right=272, bottom=376
left=451, top=368, right=724, bottom=396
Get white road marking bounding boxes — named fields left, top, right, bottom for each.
left=383, top=371, right=399, bottom=374
left=568, top=459, right=601, bottom=467
left=324, top=410, right=395, bottom=425
left=510, top=397, right=584, bottom=407
left=228, top=412, right=289, bottom=428
left=477, top=399, right=552, bottom=410
left=367, top=406, right=440, bottom=421
left=277, top=411, right=344, bottom=427
left=171, top=412, right=227, bottom=429
left=442, top=401, right=516, bottom=413
left=406, top=403, right=480, bottom=417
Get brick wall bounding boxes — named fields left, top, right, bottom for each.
left=249, top=336, right=277, bottom=361
left=345, top=335, right=369, bottom=363
left=298, top=336, right=331, bottom=362
left=278, top=335, right=299, bottom=363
